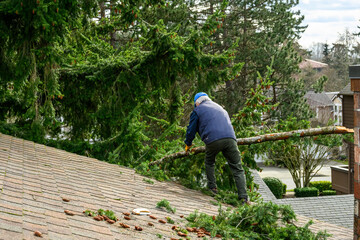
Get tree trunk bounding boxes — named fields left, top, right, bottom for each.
left=109, top=0, right=116, bottom=48
left=99, top=1, right=105, bottom=19
left=30, top=51, right=39, bottom=121
left=149, top=126, right=353, bottom=166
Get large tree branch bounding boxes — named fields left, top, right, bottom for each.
left=149, top=126, right=353, bottom=166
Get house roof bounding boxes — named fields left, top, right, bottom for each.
left=299, top=59, right=328, bottom=70
left=304, top=91, right=334, bottom=107
left=325, top=92, right=340, bottom=101
left=339, top=83, right=353, bottom=96
left=0, top=133, right=353, bottom=239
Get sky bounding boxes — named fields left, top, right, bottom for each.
left=294, top=0, right=360, bottom=49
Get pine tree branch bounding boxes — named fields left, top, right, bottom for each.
left=149, top=126, right=353, bottom=166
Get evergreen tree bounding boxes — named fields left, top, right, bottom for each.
left=322, top=43, right=331, bottom=64
left=56, top=0, right=240, bottom=142
left=0, top=0, right=314, bottom=164
left=0, top=0, right=338, bottom=199
left=193, top=0, right=309, bottom=120
left=328, top=30, right=359, bottom=88
left=330, top=43, right=349, bottom=87
left=0, top=0, right=98, bottom=140
left=0, top=0, right=240, bottom=141
left=305, top=29, right=360, bottom=91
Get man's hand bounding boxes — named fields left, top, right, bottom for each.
left=185, top=145, right=192, bottom=153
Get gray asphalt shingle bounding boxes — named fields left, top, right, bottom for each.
left=275, top=195, right=354, bottom=229
left=252, top=170, right=354, bottom=230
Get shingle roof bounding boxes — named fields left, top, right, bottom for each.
left=275, top=194, right=353, bottom=230
left=339, top=83, right=353, bottom=96
left=299, top=59, right=328, bottom=70
left=325, top=92, right=340, bottom=101
left=0, top=133, right=353, bottom=239
left=304, top=91, right=334, bottom=107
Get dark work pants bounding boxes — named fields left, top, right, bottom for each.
left=205, top=138, right=248, bottom=199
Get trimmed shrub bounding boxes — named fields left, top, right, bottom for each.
left=322, top=190, right=336, bottom=196
left=294, top=187, right=319, bottom=198
left=309, top=181, right=332, bottom=193
left=263, top=177, right=284, bottom=199
left=282, top=183, right=287, bottom=195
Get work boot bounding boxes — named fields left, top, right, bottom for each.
left=238, top=197, right=249, bottom=205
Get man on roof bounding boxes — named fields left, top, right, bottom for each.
left=184, top=92, right=248, bottom=203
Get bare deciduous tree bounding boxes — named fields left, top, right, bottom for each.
left=272, top=140, right=331, bottom=188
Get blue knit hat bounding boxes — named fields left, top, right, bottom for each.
left=194, top=92, right=208, bottom=103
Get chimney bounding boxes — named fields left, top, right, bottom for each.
left=350, top=65, right=360, bottom=239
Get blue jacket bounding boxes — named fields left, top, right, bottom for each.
left=184, top=100, right=236, bottom=145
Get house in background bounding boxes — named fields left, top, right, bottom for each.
left=325, top=92, right=342, bottom=126
left=305, top=85, right=353, bottom=194
left=300, top=59, right=341, bottom=125
left=304, top=91, right=342, bottom=126
left=332, top=83, right=354, bottom=194
left=299, top=59, right=328, bottom=72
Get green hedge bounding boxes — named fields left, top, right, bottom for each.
left=322, top=190, right=336, bottom=196
left=294, top=187, right=319, bottom=198
left=282, top=183, right=287, bottom=195
left=263, top=177, right=284, bottom=199
left=309, top=181, right=332, bottom=193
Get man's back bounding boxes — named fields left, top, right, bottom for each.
left=194, top=100, right=236, bottom=144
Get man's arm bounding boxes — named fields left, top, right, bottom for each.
left=184, top=111, right=199, bottom=146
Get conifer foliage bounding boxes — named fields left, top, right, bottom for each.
left=0, top=0, right=241, bottom=162
left=0, top=0, right=97, bottom=140
left=0, top=0, right=335, bottom=205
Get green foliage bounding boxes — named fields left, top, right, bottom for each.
left=0, top=2, right=346, bottom=237
left=0, top=0, right=321, bottom=204
left=309, top=181, right=332, bottom=193
left=211, top=0, right=307, bottom=119
left=321, top=190, right=336, bottom=196
left=97, top=209, right=117, bottom=221
left=247, top=181, right=262, bottom=203
left=274, top=79, right=313, bottom=121
left=166, top=216, right=175, bottom=224
left=185, top=202, right=329, bottom=239
left=267, top=117, right=344, bottom=188
left=322, top=43, right=331, bottom=64
left=143, top=178, right=154, bottom=184
left=141, top=68, right=278, bottom=199
left=266, top=116, right=311, bottom=167
left=0, top=0, right=98, bottom=133
left=1, top=0, right=239, bottom=148
left=177, top=227, right=188, bottom=234
left=328, top=30, right=359, bottom=89
left=311, top=76, right=328, bottom=93
left=0, top=3, right=347, bottom=236
left=156, top=233, right=162, bottom=238
left=84, top=209, right=96, bottom=216
left=0, top=122, right=25, bottom=139
left=156, top=199, right=176, bottom=214
left=263, top=177, right=284, bottom=199
left=84, top=208, right=117, bottom=221
left=282, top=183, right=287, bottom=195
left=294, top=187, right=319, bottom=198
left=213, top=187, right=261, bottom=207
left=343, top=133, right=354, bottom=144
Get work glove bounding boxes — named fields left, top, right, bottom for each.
left=185, top=145, right=192, bottom=153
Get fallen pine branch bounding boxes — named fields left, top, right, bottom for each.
left=149, top=126, right=353, bottom=166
